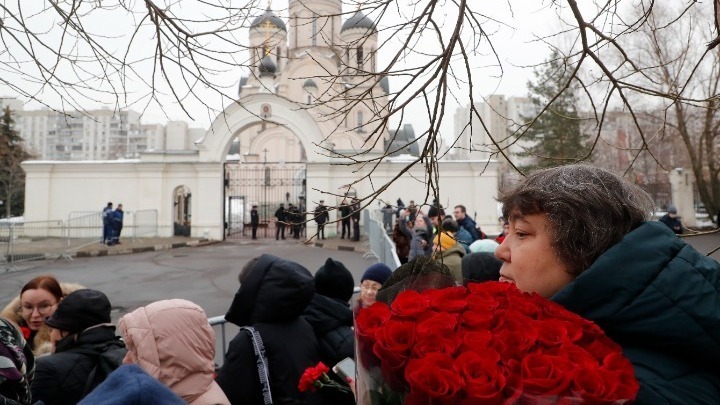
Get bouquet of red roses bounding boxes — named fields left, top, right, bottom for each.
left=355, top=280, right=639, bottom=404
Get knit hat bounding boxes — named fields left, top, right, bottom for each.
left=461, top=252, right=502, bottom=284
left=315, top=258, right=355, bottom=302
left=468, top=239, right=500, bottom=254
left=433, top=232, right=456, bottom=250
left=45, top=289, right=112, bottom=334
left=361, top=263, right=393, bottom=285
left=668, top=206, right=677, bottom=214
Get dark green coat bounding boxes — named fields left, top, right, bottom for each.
left=552, top=221, right=720, bottom=404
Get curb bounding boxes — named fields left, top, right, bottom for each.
left=312, top=240, right=369, bottom=254
left=74, top=239, right=218, bottom=258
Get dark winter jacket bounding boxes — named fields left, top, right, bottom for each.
left=31, top=326, right=126, bottom=405
left=658, top=214, right=683, bottom=234
left=552, top=221, right=720, bottom=405
left=302, top=294, right=355, bottom=405
left=112, top=209, right=124, bottom=229
left=457, top=215, right=481, bottom=241
left=302, top=294, right=354, bottom=366
left=216, top=254, right=321, bottom=405
left=79, top=364, right=185, bottom=405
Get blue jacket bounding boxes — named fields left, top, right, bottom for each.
left=552, top=221, right=720, bottom=404
left=79, top=364, right=184, bottom=405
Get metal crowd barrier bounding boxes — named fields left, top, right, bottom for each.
left=364, top=210, right=401, bottom=270
left=0, top=210, right=160, bottom=271
left=0, top=220, right=65, bottom=270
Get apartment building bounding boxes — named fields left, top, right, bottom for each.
left=0, top=98, right=204, bottom=160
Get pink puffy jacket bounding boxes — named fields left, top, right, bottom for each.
left=119, top=299, right=229, bottom=405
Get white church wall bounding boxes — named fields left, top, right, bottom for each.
left=23, top=161, right=226, bottom=239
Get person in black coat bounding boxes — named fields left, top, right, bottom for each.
left=658, top=205, right=683, bottom=234
left=274, top=204, right=287, bottom=240
left=302, top=258, right=355, bottom=405
left=30, top=289, right=126, bottom=405
left=250, top=205, right=260, bottom=240
left=216, top=254, right=321, bottom=405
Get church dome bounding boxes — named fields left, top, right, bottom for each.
left=251, top=9, right=287, bottom=31
left=259, top=55, right=277, bottom=76
left=341, top=10, right=376, bottom=32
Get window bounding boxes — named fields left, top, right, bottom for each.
left=276, top=46, right=282, bottom=69
left=307, top=95, right=312, bottom=104
left=356, top=47, right=363, bottom=67
left=357, top=111, right=364, bottom=132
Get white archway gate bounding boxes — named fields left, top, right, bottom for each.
left=196, top=93, right=329, bottom=163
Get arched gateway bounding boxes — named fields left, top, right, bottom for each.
left=198, top=94, right=325, bottom=240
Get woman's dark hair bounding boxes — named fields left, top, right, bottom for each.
left=20, top=275, right=63, bottom=301
left=441, top=217, right=459, bottom=233
left=499, top=164, right=654, bottom=276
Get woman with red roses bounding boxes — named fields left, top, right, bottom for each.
left=496, top=164, right=720, bottom=404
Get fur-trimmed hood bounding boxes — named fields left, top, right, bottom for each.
left=1, top=281, right=85, bottom=356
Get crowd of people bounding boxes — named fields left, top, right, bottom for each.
left=0, top=163, right=718, bottom=404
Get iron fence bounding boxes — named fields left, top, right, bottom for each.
left=0, top=221, right=66, bottom=270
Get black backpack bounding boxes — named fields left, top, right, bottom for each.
left=78, top=340, right=127, bottom=396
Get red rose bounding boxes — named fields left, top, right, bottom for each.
left=404, top=353, right=463, bottom=400
left=534, top=319, right=571, bottom=348
left=494, top=315, right=539, bottom=360
left=547, top=343, right=598, bottom=369
left=509, top=295, right=542, bottom=318
left=455, top=351, right=506, bottom=405
left=461, top=310, right=495, bottom=330
left=373, top=320, right=415, bottom=368
left=466, top=291, right=501, bottom=312
left=459, top=330, right=510, bottom=360
left=583, top=335, right=623, bottom=362
left=520, top=353, right=573, bottom=396
left=355, top=302, right=392, bottom=340
left=412, top=333, right=459, bottom=358
left=467, top=281, right=520, bottom=295
left=416, top=312, right=459, bottom=338
left=572, top=366, right=637, bottom=404
left=427, top=286, right=468, bottom=313
left=391, top=290, right=428, bottom=319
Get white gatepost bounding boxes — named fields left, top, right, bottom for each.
left=668, top=168, right=696, bottom=227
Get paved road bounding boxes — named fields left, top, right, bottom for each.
left=0, top=240, right=377, bottom=321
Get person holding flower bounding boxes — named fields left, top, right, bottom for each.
left=496, top=164, right=720, bottom=404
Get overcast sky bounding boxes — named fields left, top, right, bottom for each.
left=0, top=1, right=562, bottom=140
